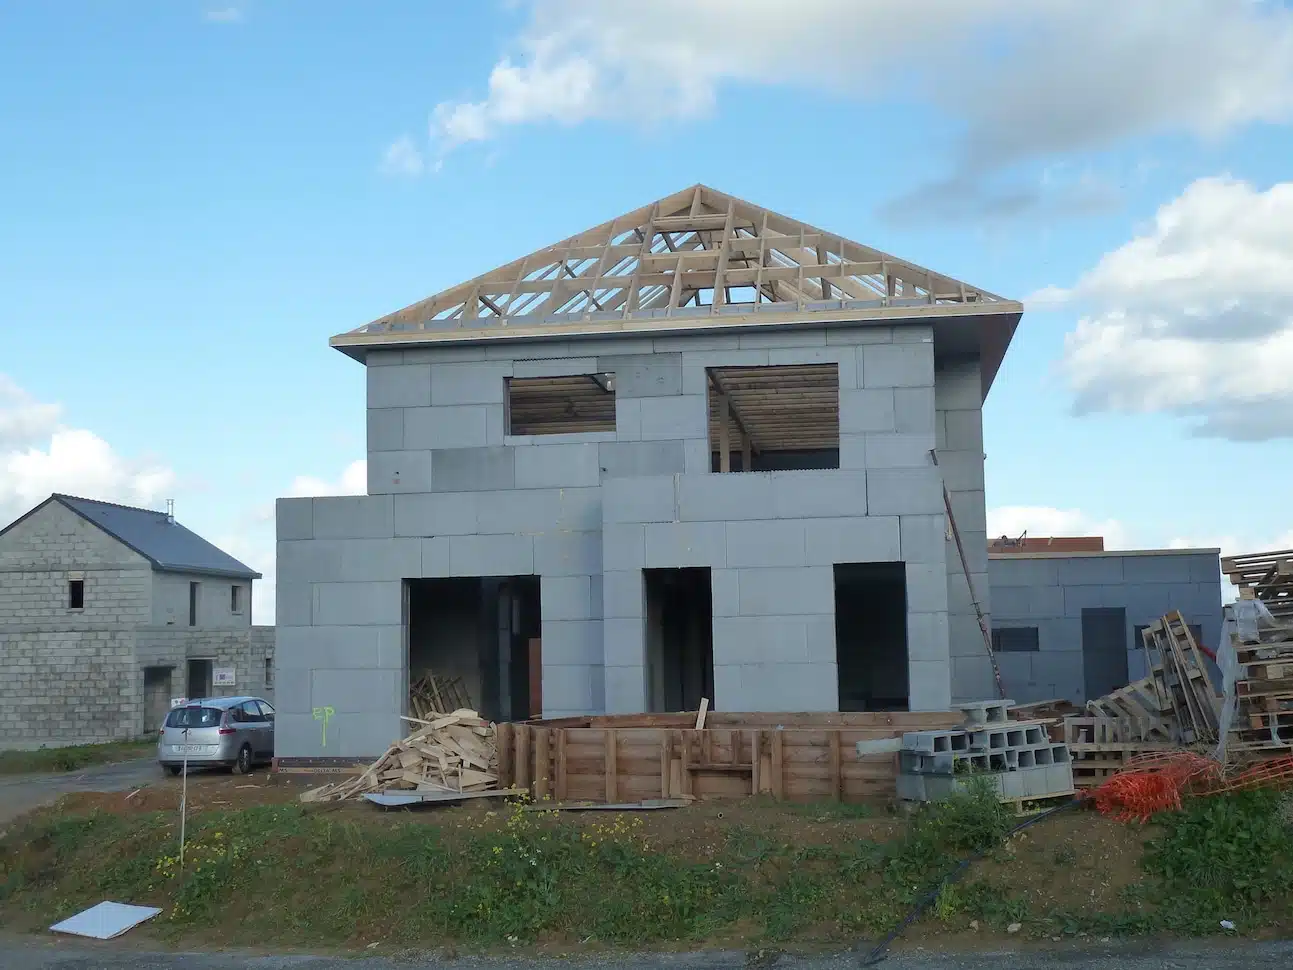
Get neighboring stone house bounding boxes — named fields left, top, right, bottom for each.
left=275, top=184, right=1025, bottom=761
left=0, top=494, right=273, bottom=748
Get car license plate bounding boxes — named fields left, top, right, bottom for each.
left=172, top=744, right=210, bottom=754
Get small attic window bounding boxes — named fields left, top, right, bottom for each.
left=68, top=579, right=85, bottom=610
left=505, top=374, right=616, bottom=435
left=231, top=585, right=243, bottom=614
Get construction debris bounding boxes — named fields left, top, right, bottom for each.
left=1060, top=610, right=1221, bottom=787
left=408, top=672, right=472, bottom=721
left=1223, top=548, right=1293, bottom=621
left=897, top=699, right=1075, bottom=807
left=1218, top=597, right=1293, bottom=758
left=300, top=709, right=499, bottom=803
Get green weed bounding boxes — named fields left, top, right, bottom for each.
left=0, top=739, right=154, bottom=774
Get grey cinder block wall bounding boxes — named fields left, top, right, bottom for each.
left=0, top=498, right=273, bottom=749
left=275, top=322, right=1001, bottom=759
left=987, top=549, right=1223, bottom=705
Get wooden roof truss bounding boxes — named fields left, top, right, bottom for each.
left=346, top=185, right=1007, bottom=337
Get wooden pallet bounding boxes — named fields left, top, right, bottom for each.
left=1140, top=612, right=1221, bottom=742
left=1223, top=550, right=1293, bottom=620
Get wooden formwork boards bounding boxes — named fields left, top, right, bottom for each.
left=496, top=712, right=963, bottom=805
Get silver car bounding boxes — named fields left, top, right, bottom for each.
left=157, top=696, right=276, bottom=776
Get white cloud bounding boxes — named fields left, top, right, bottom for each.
left=379, top=135, right=426, bottom=177
left=1049, top=177, right=1293, bottom=439
left=0, top=375, right=177, bottom=526
left=203, top=7, right=243, bottom=23
left=987, top=505, right=1131, bottom=551
left=231, top=459, right=367, bottom=625
left=413, top=0, right=1293, bottom=207
left=288, top=459, right=367, bottom=499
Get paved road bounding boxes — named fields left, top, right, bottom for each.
left=0, top=759, right=159, bottom=826
left=2, top=940, right=1292, bottom=969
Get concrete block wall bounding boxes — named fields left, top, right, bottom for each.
left=0, top=501, right=152, bottom=747
left=275, top=321, right=987, bottom=757
left=601, top=466, right=949, bottom=714
left=136, top=626, right=275, bottom=698
left=151, top=572, right=253, bottom=629
left=987, top=551, right=1223, bottom=704
left=596, top=324, right=949, bottom=714
left=936, top=356, right=993, bottom=702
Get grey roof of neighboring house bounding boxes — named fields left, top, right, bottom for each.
left=0, top=494, right=262, bottom=580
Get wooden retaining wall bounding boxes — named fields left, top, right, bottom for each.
left=495, top=712, right=963, bottom=804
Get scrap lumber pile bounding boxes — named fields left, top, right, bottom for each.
left=300, top=709, right=497, bottom=803
left=1221, top=598, right=1293, bottom=756
left=409, top=672, right=472, bottom=720
left=1223, top=549, right=1293, bottom=621
left=1061, top=610, right=1220, bottom=788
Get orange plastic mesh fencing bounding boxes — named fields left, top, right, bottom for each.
left=1087, top=752, right=1224, bottom=823
left=1216, top=755, right=1293, bottom=794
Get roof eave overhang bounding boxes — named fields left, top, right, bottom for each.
left=153, top=564, right=263, bottom=581
left=331, top=300, right=1025, bottom=400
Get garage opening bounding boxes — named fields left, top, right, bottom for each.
left=708, top=364, right=840, bottom=472
left=644, top=567, right=714, bottom=712
left=835, top=562, right=908, bottom=711
left=406, top=576, right=540, bottom=723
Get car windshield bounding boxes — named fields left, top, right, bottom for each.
left=164, top=706, right=223, bottom=728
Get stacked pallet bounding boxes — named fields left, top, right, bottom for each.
left=300, top=709, right=498, bottom=803
left=1223, top=601, right=1293, bottom=755
left=1063, top=610, right=1220, bottom=787
left=408, top=672, right=472, bottom=721
left=1223, top=549, right=1293, bottom=621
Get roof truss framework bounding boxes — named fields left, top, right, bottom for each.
left=707, top=364, right=840, bottom=454
left=345, top=185, right=1009, bottom=338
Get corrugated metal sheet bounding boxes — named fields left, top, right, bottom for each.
left=56, top=494, right=261, bottom=579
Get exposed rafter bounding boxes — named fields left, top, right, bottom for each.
left=335, top=184, right=1011, bottom=342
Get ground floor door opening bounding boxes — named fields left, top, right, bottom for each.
left=644, top=567, right=714, bottom=713
left=835, top=562, right=908, bottom=711
left=1081, top=607, right=1129, bottom=702
left=186, top=658, right=213, bottom=700
left=143, top=665, right=174, bottom=733
left=406, top=576, right=540, bottom=723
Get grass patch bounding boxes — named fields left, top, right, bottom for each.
left=0, top=739, right=154, bottom=774
left=0, top=781, right=1022, bottom=949
left=11, top=779, right=1289, bottom=951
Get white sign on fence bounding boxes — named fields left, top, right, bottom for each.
left=213, top=667, right=236, bottom=687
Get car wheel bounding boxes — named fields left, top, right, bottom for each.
left=164, top=765, right=182, bottom=777
left=233, top=744, right=253, bottom=775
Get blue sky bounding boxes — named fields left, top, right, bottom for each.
left=3, top=1, right=1292, bottom=621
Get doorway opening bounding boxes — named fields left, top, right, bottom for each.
left=143, top=665, right=174, bottom=733
left=187, top=658, right=213, bottom=700
left=1082, top=607, right=1129, bottom=702
left=834, top=562, right=908, bottom=711
left=406, top=577, right=540, bottom=723
left=644, top=567, right=714, bottom=712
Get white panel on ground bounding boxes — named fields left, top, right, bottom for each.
left=50, top=901, right=163, bottom=939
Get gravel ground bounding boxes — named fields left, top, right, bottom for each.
left=3, top=939, right=1292, bottom=970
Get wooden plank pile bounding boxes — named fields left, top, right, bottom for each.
left=1222, top=601, right=1293, bottom=755
left=1061, top=610, right=1220, bottom=787
left=300, top=709, right=498, bottom=803
left=409, top=672, right=472, bottom=720
left=1223, top=549, right=1293, bottom=621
